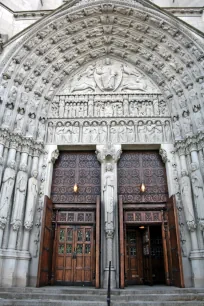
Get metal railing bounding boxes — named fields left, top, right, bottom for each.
left=107, top=261, right=111, bottom=306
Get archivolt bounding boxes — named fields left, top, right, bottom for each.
left=1, top=0, right=204, bottom=143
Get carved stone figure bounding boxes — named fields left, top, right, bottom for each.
left=126, top=121, right=135, bottom=143
left=178, top=92, right=187, bottom=109
left=95, top=58, right=120, bottom=91
left=138, top=121, right=146, bottom=142
left=153, top=98, right=159, bottom=116
left=71, top=65, right=96, bottom=92
left=59, top=100, right=64, bottom=117
left=72, top=122, right=80, bottom=143
left=193, top=106, right=204, bottom=131
left=118, top=122, right=126, bottom=143
left=0, top=161, right=16, bottom=229
left=14, top=108, right=25, bottom=133
left=63, top=122, right=72, bottom=143
left=182, top=111, right=192, bottom=135
left=110, top=122, right=117, bottom=143
left=11, top=164, right=28, bottom=230
left=146, top=121, right=154, bottom=142
left=146, top=101, right=153, bottom=116
left=26, top=113, right=36, bottom=137
left=172, top=116, right=182, bottom=139
left=99, top=122, right=107, bottom=143
left=37, top=118, right=46, bottom=141
left=90, top=122, right=98, bottom=143
left=190, top=163, right=204, bottom=221
left=47, top=122, right=54, bottom=143
left=55, top=122, right=64, bottom=143
left=103, top=163, right=114, bottom=226
left=24, top=170, right=38, bottom=230
left=83, top=122, right=90, bottom=143
left=105, top=102, right=113, bottom=117
left=2, top=104, right=13, bottom=127
left=154, top=121, right=163, bottom=143
left=180, top=170, right=196, bottom=232
left=164, top=121, right=172, bottom=142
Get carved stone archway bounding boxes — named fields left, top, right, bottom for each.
left=0, top=0, right=204, bottom=288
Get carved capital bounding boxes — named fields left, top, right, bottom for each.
left=0, top=127, right=10, bottom=146
left=175, top=141, right=186, bottom=156
left=186, top=220, right=196, bottom=232
left=186, top=135, right=198, bottom=153
left=24, top=221, right=33, bottom=231
left=96, top=142, right=122, bottom=163
left=12, top=220, right=22, bottom=231
left=10, top=133, right=22, bottom=149
left=21, top=138, right=33, bottom=154
left=199, top=220, right=204, bottom=232
left=0, top=217, right=7, bottom=230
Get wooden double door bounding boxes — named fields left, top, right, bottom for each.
left=55, top=225, right=95, bottom=285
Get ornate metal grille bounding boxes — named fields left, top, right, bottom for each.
left=51, top=151, right=101, bottom=203
left=118, top=151, right=168, bottom=203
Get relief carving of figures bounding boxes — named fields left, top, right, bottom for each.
left=103, top=163, right=114, bottom=227
left=59, top=100, right=64, bottom=117
left=188, top=85, right=198, bottom=104
left=24, top=170, right=38, bottom=230
left=99, top=122, right=107, bottom=143
left=11, top=164, right=28, bottom=230
left=0, top=161, right=16, bottom=228
left=146, top=120, right=154, bottom=142
left=182, top=111, right=193, bottom=136
left=190, top=163, right=204, bottom=223
left=2, top=104, right=14, bottom=127
left=70, top=65, right=96, bottom=93
left=14, top=108, right=25, bottom=133
left=8, top=85, right=18, bottom=105
left=153, top=98, right=160, bottom=116
left=177, top=92, right=187, bottom=109
left=126, top=121, right=135, bottom=143
left=180, top=170, right=196, bottom=232
left=105, top=101, right=113, bottom=117
left=193, top=105, right=204, bottom=131
left=146, top=101, right=153, bottom=116
left=63, top=122, right=73, bottom=143
left=172, top=116, right=182, bottom=139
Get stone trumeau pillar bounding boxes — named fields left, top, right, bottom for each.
left=96, top=143, right=122, bottom=289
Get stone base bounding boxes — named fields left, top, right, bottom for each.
left=189, top=250, right=204, bottom=288
left=103, top=267, right=116, bottom=289
left=0, top=249, right=31, bottom=287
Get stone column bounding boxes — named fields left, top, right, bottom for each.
left=0, top=128, right=9, bottom=186
left=96, top=143, right=122, bottom=289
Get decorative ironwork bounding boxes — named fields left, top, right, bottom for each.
left=51, top=151, right=101, bottom=204
left=118, top=151, right=168, bottom=203
left=57, top=211, right=95, bottom=223
left=125, top=211, right=162, bottom=223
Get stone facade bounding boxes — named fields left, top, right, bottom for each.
left=0, top=0, right=204, bottom=289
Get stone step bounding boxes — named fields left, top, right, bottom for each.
left=0, top=300, right=204, bottom=306
left=0, top=292, right=204, bottom=302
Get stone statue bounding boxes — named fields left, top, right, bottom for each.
left=24, top=170, right=38, bottom=230
left=2, top=104, right=13, bottom=127
left=182, top=111, right=192, bottom=135
left=172, top=116, right=182, bottom=139
left=15, top=109, right=25, bottom=132
left=72, top=122, right=80, bottom=143
left=146, top=102, right=153, bottom=116
left=26, top=113, right=36, bottom=137
left=146, top=121, right=154, bottom=142
left=164, top=121, right=172, bottom=142
left=118, top=122, right=126, bottom=143
left=154, top=121, right=163, bottom=143
left=95, top=58, right=118, bottom=91
left=110, top=122, right=117, bottom=143
left=63, top=122, right=72, bottom=143
left=193, top=106, right=204, bottom=130
left=83, top=122, right=90, bottom=143
left=0, top=161, right=16, bottom=228
left=126, top=121, right=135, bottom=143
left=59, top=100, right=64, bottom=117
left=11, top=164, right=28, bottom=230
left=99, top=122, right=107, bottom=143
left=90, top=122, right=98, bottom=143
left=105, top=102, right=113, bottom=117
left=138, top=121, right=146, bottom=142
left=180, top=170, right=196, bottom=231
left=37, top=118, right=46, bottom=141
left=55, top=122, right=64, bottom=143
left=103, top=163, right=114, bottom=225
left=190, top=163, right=204, bottom=221
left=47, top=122, right=54, bottom=143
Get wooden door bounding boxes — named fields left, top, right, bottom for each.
left=142, top=227, right=152, bottom=285
left=55, top=225, right=95, bottom=285
left=37, top=196, right=53, bottom=287
left=125, top=228, right=143, bottom=285
left=167, top=196, right=184, bottom=287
